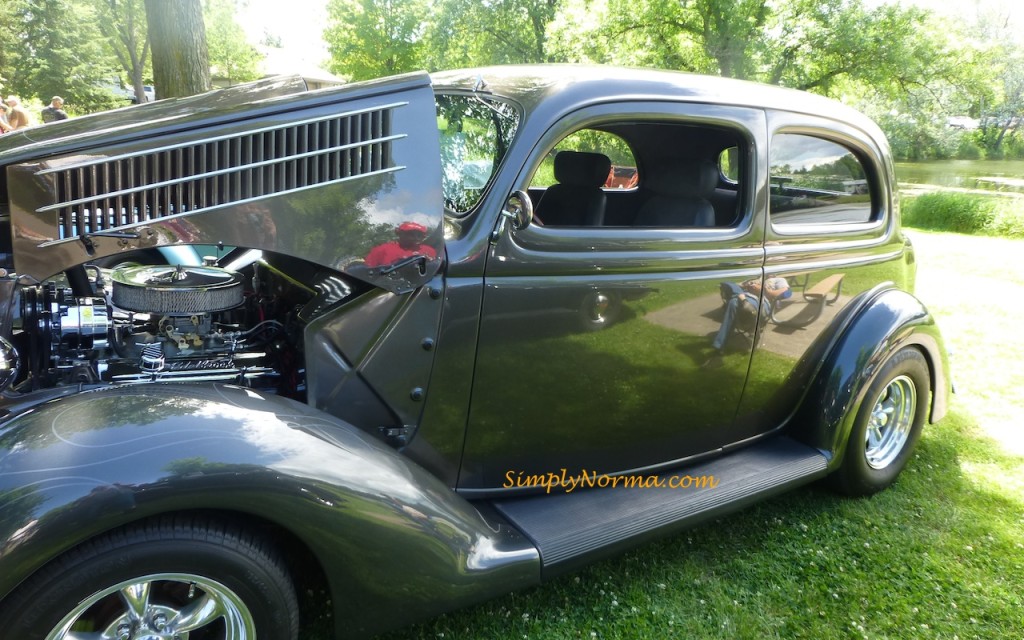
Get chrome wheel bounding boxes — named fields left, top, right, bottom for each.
left=46, top=573, right=256, bottom=640
left=580, top=291, right=620, bottom=331
left=864, top=374, right=917, bottom=469
left=586, top=293, right=613, bottom=325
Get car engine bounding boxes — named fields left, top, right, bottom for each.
left=12, top=250, right=342, bottom=398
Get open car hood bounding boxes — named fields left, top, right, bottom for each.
left=2, top=73, right=444, bottom=294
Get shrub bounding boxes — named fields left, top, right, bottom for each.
left=902, top=192, right=997, bottom=234
left=990, top=203, right=1024, bottom=238
left=955, top=136, right=984, bottom=160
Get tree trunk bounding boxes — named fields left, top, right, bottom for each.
left=144, top=0, right=210, bottom=99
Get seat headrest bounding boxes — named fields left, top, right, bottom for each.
left=553, top=151, right=612, bottom=188
left=646, top=160, right=719, bottom=198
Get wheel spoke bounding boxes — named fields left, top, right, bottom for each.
left=119, top=581, right=151, bottom=622
left=171, top=593, right=222, bottom=633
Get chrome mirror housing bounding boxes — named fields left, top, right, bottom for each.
left=505, top=190, right=534, bottom=230
left=492, top=190, right=534, bottom=242
left=0, top=335, right=20, bottom=392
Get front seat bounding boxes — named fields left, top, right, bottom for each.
left=536, top=151, right=612, bottom=226
left=634, top=160, right=718, bottom=227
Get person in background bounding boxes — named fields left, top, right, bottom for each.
left=5, top=95, right=32, bottom=129
left=41, top=96, right=68, bottom=123
left=364, top=221, right=437, bottom=268
left=0, top=104, right=11, bottom=133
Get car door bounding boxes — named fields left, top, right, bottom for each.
left=732, top=112, right=906, bottom=440
left=458, top=101, right=770, bottom=491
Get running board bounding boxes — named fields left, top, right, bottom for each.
left=492, top=437, right=828, bottom=576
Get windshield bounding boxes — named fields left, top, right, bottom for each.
left=435, top=93, right=520, bottom=214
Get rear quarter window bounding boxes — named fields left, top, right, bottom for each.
left=769, top=134, right=874, bottom=227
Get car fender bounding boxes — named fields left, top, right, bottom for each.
left=790, top=285, right=951, bottom=469
left=0, top=383, right=539, bottom=636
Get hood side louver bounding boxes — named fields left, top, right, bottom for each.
left=36, top=102, right=404, bottom=240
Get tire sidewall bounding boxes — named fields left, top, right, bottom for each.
left=838, top=347, right=930, bottom=496
left=4, top=528, right=296, bottom=640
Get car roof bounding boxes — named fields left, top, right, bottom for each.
left=431, top=65, right=886, bottom=145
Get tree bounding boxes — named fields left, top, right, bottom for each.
left=5, top=0, right=121, bottom=111
left=324, top=0, right=428, bottom=81
left=204, top=0, right=263, bottom=86
left=551, top=0, right=985, bottom=100
left=93, top=0, right=151, bottom=104
left=145, top=0, right=211, bottom=98
left=426, top=0, right=561, bottom=68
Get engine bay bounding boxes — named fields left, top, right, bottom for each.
left=10, top=248, right=358, bottom=398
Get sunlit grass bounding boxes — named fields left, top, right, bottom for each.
left=375, top=407, right=1023, bottom=640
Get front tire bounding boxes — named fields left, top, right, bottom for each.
left=1, top=515, right=299, bottom=640
left=832, top=347, right=930, bottom=496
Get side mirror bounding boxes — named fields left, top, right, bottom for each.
left=491, top=190, right=534, bottom=242
left=504, top=190, right=534, bottom=230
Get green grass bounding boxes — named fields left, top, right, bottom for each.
left=379, top=409, right=1022, bottom=640
left=308, top=228, right=1024, bottom=639
left=903, top=191, right=1024, bottom=238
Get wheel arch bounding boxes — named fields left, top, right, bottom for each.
left=787, top=284, right=951, bottom=470
left=0, top=384, right=540, bottom=637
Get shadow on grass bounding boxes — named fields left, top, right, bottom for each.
left=360, top=408, right=1023, bottom=640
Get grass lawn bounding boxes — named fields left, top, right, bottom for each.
left=321, top=230, right=1024, bottom=640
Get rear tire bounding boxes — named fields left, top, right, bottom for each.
left=0, top=515, right=299, bottom=640
left=832, top=347, right=930, bottom=496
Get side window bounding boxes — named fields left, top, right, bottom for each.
left=529, top=123, right=745, bottom=229
left=436, top=94, right=520, bottom=214
left=769, top=134, right=874, bottom=226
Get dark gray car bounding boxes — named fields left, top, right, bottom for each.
left=0, top=66, right=949, bottom=639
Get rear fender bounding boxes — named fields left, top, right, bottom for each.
left=0, top=384, right=539, bottom=636
left=790, top=286, right=950, bottom=469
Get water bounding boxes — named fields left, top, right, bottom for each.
left=895, top=160, right=1024, bottom=194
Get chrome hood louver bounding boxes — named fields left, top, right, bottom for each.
left=40, top=105, right=396, bottom=241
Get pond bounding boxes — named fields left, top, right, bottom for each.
left=895, top=159, right=1024, bottom=194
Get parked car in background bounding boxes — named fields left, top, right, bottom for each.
left=99, top=79, right=156, bottom=104
left=0, top=67, right=950, bottom=639
left=946, top=115, right=980, bottom=130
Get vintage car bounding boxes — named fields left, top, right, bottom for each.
left=0, top=66, right=949, bottom=639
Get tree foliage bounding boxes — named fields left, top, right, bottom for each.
left=93, top=0, right=151, bottom=104
left=324, top=0, right=428, bottom=81
left=426, top=0, right=560, bottom=68
left=3, top=0, right=121, bottom=112
left=205, top=0, right=263, bottom=86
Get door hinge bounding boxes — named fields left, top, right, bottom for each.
left=378, top=425, right=412, bottom=447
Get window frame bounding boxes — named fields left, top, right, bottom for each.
left=435, top=91, right=524, bottom=218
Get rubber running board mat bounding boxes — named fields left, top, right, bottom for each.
left=492, top=437, right=828, bottom=572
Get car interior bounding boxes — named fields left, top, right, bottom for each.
left=529, top=122, right=745, bottom=229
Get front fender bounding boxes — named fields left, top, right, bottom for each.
left=790, top=286, right=951, bottom=469
left=0, top=384, right=539, bottom=636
